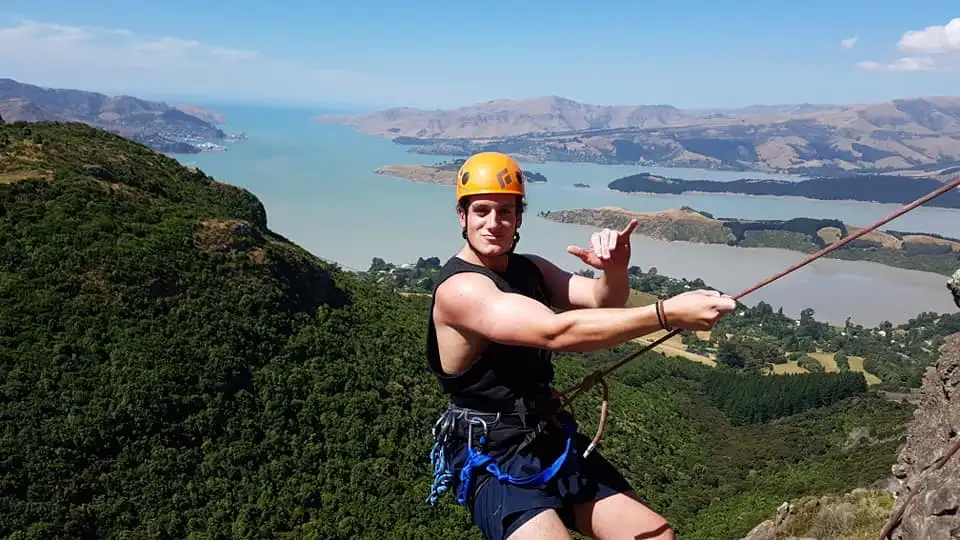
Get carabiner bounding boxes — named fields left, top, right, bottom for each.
left=466, top=416, right=489, bottom=449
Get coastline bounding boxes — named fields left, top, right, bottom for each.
left=373, top=164, right=457, bottom=185
left=373, top=163, right=549, bottom=186
left=607, top=186, right=960, bottom=212
left=539, top=206, right=960, bottom=277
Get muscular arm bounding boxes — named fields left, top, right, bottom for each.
left=524, top=254, right=630, bottom=310
left=435, top=272, right=661, bottom=353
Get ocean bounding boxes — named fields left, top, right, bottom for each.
left=174, top=103, right=960, bottom=326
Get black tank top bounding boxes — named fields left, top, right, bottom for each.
left=426, top=253, right=555, bottom=414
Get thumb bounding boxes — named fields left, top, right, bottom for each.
left=567, top=246, right=593, bottom=266
left=567, top=245, right=590, bottom=261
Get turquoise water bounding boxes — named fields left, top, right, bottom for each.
left=176, top=104, right=959, bottom=325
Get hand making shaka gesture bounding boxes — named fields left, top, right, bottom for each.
left=566, top=218, right=638, bottom=272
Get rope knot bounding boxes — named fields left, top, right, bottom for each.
left=579, top=370, right=604, bottom=393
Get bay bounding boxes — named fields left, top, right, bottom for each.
left=177, top=104, right=960, bottom=326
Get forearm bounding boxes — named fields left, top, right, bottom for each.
left=592, top=266, right=630, bottom=307
left=545, top=303, right=662, bottom=352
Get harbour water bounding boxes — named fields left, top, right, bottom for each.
left=177, top=104, right=960, bottom=326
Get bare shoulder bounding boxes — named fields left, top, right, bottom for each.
left=433, top=271, right=499, bottom=324
left=434, top=268, right=559, bottom=349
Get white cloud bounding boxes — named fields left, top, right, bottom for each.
left=0, top=19, right=423, bottom=106
left=856, top=18, right=960, bottom=74
left=840, top=36, right=858, bottom=50
left=857, top=56, right=938, bottom=72
left=898, top=17, right=960, bottom=54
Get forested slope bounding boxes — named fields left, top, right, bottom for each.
left=0, top=121, right=474, bottom=538
left=0, top=122, right=916, bottom=539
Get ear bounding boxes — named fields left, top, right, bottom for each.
left=457, top=204, right=467, bottom=230
left=516, top=212, right=523, bottom=229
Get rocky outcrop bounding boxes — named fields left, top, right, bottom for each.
left=882, top=331, right=960, bottom=539
left=741, top=490, right=897, bottom=540
left=949, top=268, right=960, bottom=308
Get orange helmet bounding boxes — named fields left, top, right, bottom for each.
left=455, top=152, right=525, bottom=202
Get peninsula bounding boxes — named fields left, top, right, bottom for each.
left=538, top=206, right=960, bottom=276
left=374, top=159, right=547, bottom=185
left=317, top=95, right=960, bottom=178
left=0, top=77, right=244, bottom=154
left=607, top=172, right=960, bottom=209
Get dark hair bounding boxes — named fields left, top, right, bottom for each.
left=457, top=195, right=527, bottom=214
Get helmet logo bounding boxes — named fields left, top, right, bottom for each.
left=496, top=168, right=512, bottom=188
left=460, top=171, right=470, bottom=185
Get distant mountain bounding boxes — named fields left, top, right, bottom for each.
left=317, top=95, right=692, bottom=138
left=684, top=103, right=842, bottom=118
left=0, top=78, right=241, bottom=153
left=317, top=95, right=960, bottom=176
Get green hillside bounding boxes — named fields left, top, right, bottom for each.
left=0, top=121, right=916, bottom=539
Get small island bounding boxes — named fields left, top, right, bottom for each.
left=608, top=172, right=960, bottom=210
left=538, top=206, right=960, bottom=276
left=374, top=159, right=547, bottom=186
left=573, top=182, right=590, bottom=188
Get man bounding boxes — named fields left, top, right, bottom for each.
left=425, top=151, right=736, bottom=540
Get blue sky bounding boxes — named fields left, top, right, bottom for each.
left=1, top=1, right=958, bottom=111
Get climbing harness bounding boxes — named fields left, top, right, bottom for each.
left=455, top=414, right=577, bottom=505
left=427, top=175, right=960, bottom=508
left=427, top=401, right=578, bottom=506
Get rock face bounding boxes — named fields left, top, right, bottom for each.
left=883, top=331, right=960, bottom=539
left=949, top=268, right=960, bottom=309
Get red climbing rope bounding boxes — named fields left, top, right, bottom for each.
left=558, top=174, right=960, bottom=452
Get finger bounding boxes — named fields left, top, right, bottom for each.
left=591, top=232, right=605, bottom=259
left=596, top=230, right=610, bottom=259
left=620, top=219, right=638, bottom=237
left=600, top=231, right=612, bottom=259
left=567, top=245, right=590, bottom=261
left=718, top=297, right=737, bottom=311
left=605, top=229, right=618, bottom=254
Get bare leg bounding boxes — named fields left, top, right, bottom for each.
left=506, top=509, right=574, bottom=540
left=572, top=491, right=674, bottom=540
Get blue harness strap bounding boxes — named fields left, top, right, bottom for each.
left=427, top=406, right=578, bottom=506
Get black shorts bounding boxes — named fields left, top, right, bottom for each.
left=448, top=425, right=634, bottom=540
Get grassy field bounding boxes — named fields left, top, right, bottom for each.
left=625, top=291, right=885, bottom=383
left=772, top=362, right=810, bottom=375
left=809, top=352, right=840, bottom=372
